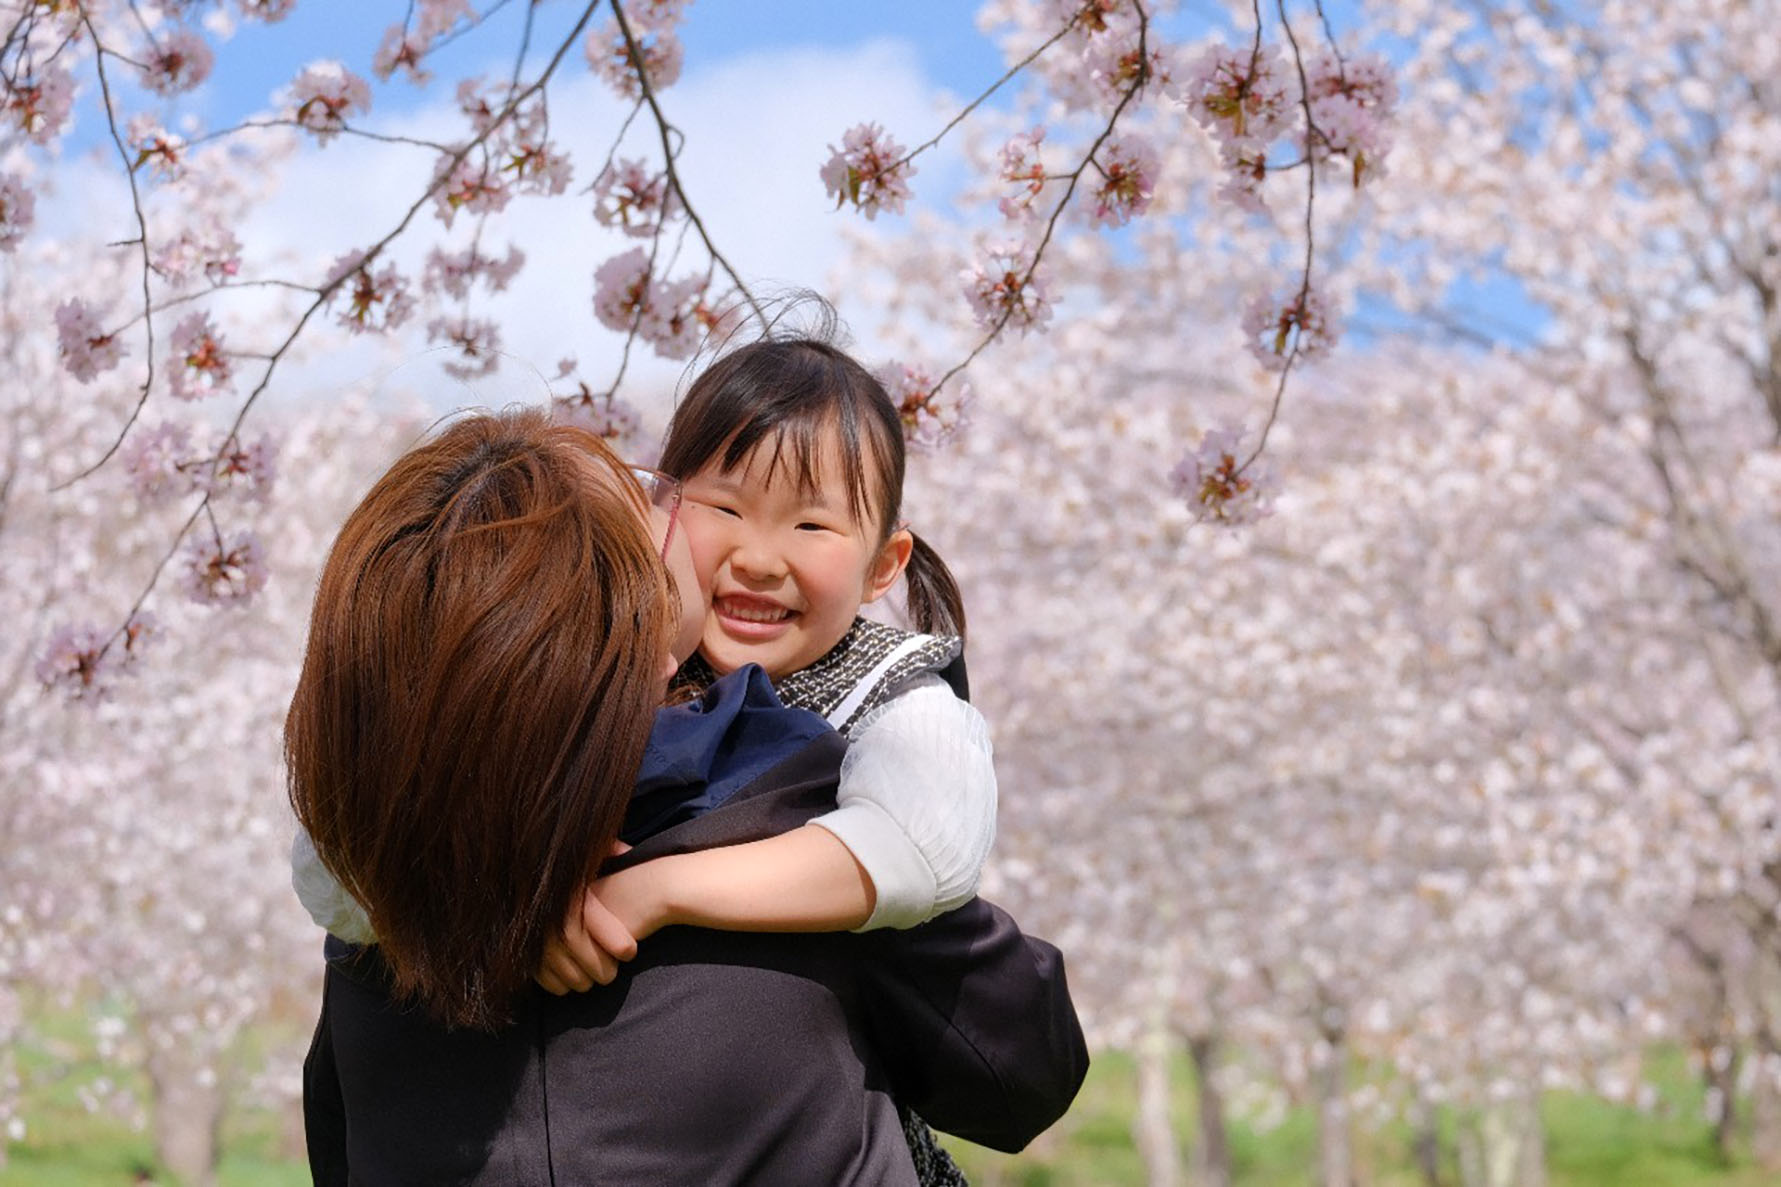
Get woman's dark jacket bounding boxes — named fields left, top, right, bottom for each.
left=302, top=668, right=1089, bottom=1185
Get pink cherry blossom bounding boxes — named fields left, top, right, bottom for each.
left=877, top=362, right=972, bottom=453
left=623, top=0, right=692, bottom=34
left=997, top=127, right=1049, bottom=221
left=195, top=433, right=277, bottom=502
left=127, top=117, right=188, bottom=182
left=121, top=421, right=198, bottom=501
left=1087, top=133, right=1158, bottom=227
left=152, top=225, right=242, bottom=286
left=430, top=152, right=513, bottom=226
left=178, top=530, right=269, bottom=606
left=1304, top=52, right=1397, bottom=185
left=372, top=24, right=431, bottom=84
left=586, top=19, right=684, bottom=100
left=168, top=313, right=233, bottom=401
left=140, top=27, right=215, bottom=96
left=552, top=383, right=643, bottom=452
left=1181, top=43, right=1292, bottom=145
left=819, top=123, right=916, bottom=220
left=35, top=623, right=113, bottom=703
left=639, top=274, right=714, bottom=360
left=4, top=66, right=74, bottom=145
left=1168, top=424, right=1277, bottom=526
left=592, top=247, right=653, bottom=333
left=35, top=612, right=160, bottom=703
left=417, top=0, right=476, bottom=39
left=54, top=299, right=127, bottom=383
left=592, top=158, right=680, bottom=238
left=426, top=315, right=502, bottom=381
left=422, top=243, right=525, bottom=299
left=0, top=174, right=34, bottom=252
left=1242, top=286, right=1340, bottom=371
left=326, top=250, right=416, bottom=334
left=1214, top=135, right=1270, bottom=214
left=504, top=138, right=572, bottom=197
left=289, top=61, right=372, bottom=144
left=961, top=242, right=1053, bottom=335
left=238, top=0, right=297, bottom=22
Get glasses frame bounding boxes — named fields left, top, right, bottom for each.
left=630, top=466, right=683, bottom=562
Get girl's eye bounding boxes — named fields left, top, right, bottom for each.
left=796, top=521, right=832, bottom=533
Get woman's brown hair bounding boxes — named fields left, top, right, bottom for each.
left=286, top=408, right=671, bottom=1031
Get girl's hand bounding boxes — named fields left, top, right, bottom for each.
left=535, top=884, right=639, bottom=995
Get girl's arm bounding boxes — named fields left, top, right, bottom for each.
left=290, top=828, right=379, bottom=944
left=812, top=675, right=997, bottom=930
left=536, top=676, right=995, bottom=992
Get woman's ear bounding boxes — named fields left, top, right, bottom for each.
left=861, top=527, right=914, bottom=605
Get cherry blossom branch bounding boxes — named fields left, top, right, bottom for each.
left=930, top=2, right=1154, bottom=400
left=886, top=16, right=1083, bottom=176
left=55, top=18, right=158, bottom=490
left=1242, top=0, right=1321, bottom=469
left=608, top=0, right=766, bottom=328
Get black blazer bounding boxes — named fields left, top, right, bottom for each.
left=303, top=730, right=1089, bottom=1186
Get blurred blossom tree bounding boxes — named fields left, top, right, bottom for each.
left=854, top=0, right=1781, bottom=1182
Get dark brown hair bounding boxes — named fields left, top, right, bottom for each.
left=659, top=335, right=966, bottom=639
left=285, top=408, right=671, bottom=1031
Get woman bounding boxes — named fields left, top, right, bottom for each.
left=288, top=409, right=1087, bottom=1184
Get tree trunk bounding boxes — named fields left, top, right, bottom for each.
left=1313, top=1028, right=1355, bottom=1187
left=1410, top=1092, right=1444, bottom=1187
left=1456, top=1090, right=1544, bottom=1187
left=147, top=1045, right=222, bottom=1187
left=1187, top=1033, right=1231, bottom=1187
left=1751, top=1039, right=1781, bottom=1170
left=1133, top=1019, right=1184, bottom=1187
left=1707, top=1043, right=1742, bottom=1164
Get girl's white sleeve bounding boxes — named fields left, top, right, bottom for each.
left=809, top=674, right=997, bottom=931
left=290, top=827, right=378, bottom=945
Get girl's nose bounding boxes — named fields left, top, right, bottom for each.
left=728, top=532, right=787, bottom=581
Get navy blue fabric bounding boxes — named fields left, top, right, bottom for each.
left=621, top=665, right=834, bottom=845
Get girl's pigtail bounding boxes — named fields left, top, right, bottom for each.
left=904, top=531, right=967, bottom=642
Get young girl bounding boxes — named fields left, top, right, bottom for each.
left=536, top=335, right=995, bottom=962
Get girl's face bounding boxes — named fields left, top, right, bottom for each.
left=680, top=429, right=912, bottom=680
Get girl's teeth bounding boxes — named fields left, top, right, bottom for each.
left=726, top=601, right=788, bottom=623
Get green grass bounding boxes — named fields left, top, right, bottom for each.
left=6, top=1037, right=1780, bottom=1185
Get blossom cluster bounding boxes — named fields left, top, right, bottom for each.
left=1242, top=287, right=1340, bottom=372
left=591, top=248, right=724, bottom=361
left=373, top=0, right=477, bottom=84
left=592, top=158, right=681, bottom=239
left=35, top=614, right=160, bottom=704
left=140, top=28, right=214, bottom=97
left=585, top=0, right=690, bottom=101
left=426, top=315, right=503, bottom=381
left=1087, top=133, right=1158, bottom=228
left=996, top=128, right=1049, bottom=221
left=962, top=241, right=1054, bottom=335
left=55, top=299, right=127, bottom=383
left=1169, top=425, right=1276, bottom=525
left=820, top=123, right=917, bottom=220
left=551, top=372, right=644, bottom=453
left=177, top=530, right=270, bottom=607
left=0, top=173, right=34, bottom=252
left=168, top=313, right=233, bottom=401
left=127, top=117, right=188, bottom=182
left=423, top=243, right=525, bottom=300
left=878, top=363, right=972, bottom=453
left=121, top=423, right=278, bottom=504
left=325, top=250, right=416, bottom=335
left=289, top=61, right=373, bottom=145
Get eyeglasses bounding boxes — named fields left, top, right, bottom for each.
left=630, top=466, right=682, bottom=562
